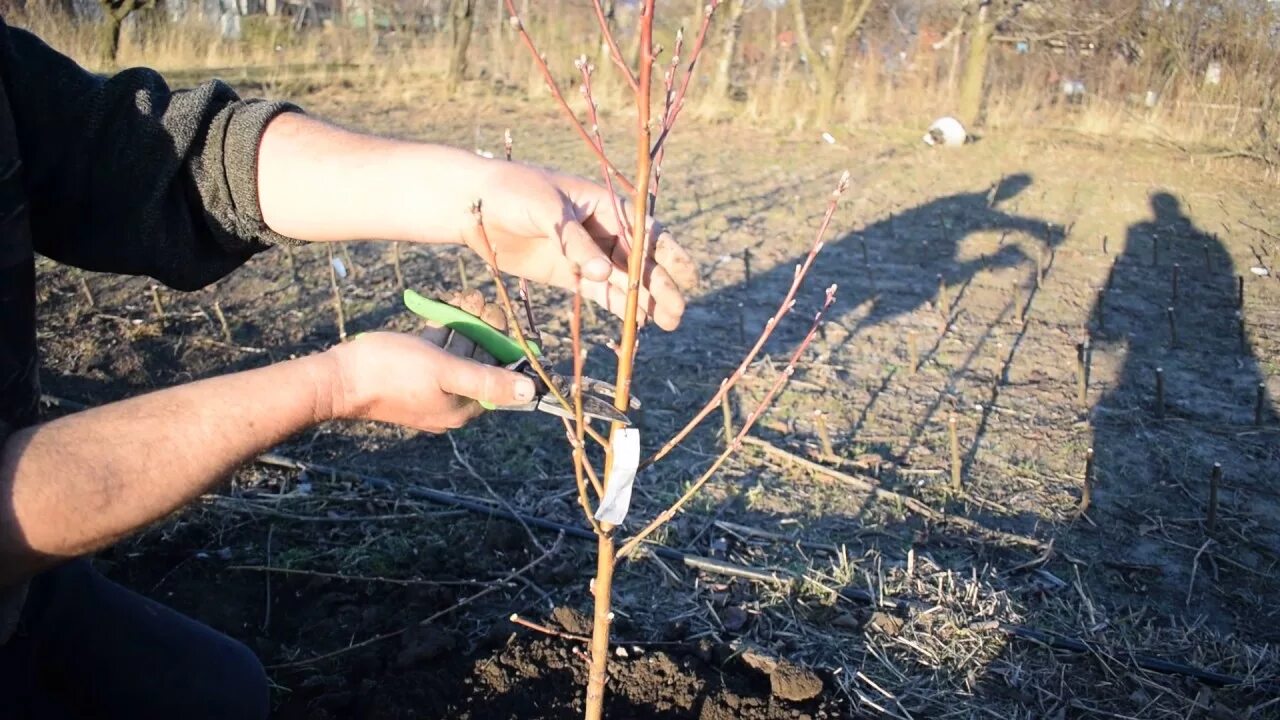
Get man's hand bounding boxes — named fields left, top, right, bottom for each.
left=326, top=291, right=532, bottom=434
left=468, top=163, right=700, bottom=331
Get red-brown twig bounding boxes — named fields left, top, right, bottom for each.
left=510, top=613, right=591, bottom=642
left=640, top=171, right=851, bottom=470
left=571, top=270, right=606, bottom=512
left=468, top=202, right=573, bottom=416
left=504, top=129, right=544, bottom=346
left=502, top=0, right=635, bottom=195
left=648, top=1, right=720, bottom=163
left=589, top=0, right=638, bottom=92
left=652, top=30, right=683, bottom=204
left=577, top=58, right=635, bottom=253
left=617, top=284, right=839, bottom=560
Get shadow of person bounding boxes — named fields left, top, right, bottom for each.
left=647, top=173, right=1065, bottom=388
left=1083, top=191, right=1277, bottom=620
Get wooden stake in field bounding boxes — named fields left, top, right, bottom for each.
left=948, top=413, right=961, bottom=492
left=742, top=248, right=752, bottom=290
left=1256, top=382, right=1267, bottom=426
left=1239, top=314, right=1247, bottom=354
left=907, top=331, right=919, bottom=374
left=1101, top=235, right=1108, bottom=254
left=1152, top=234, right=1160, bottom=266
left=79, top=274, right=95, bottom=308
left=815, top=411, right=834, bottom=458
left=1011, top=280, right=1023, bottom=325
left=1155, top=367, right=1166, bottom=419
left=1171, top=263, right=1180, bottom=302
left=720, top=392, right=734, bottom=445
left=1207, top=463, right=1222, bottom=533
left=1075, top=339, right=1089, bottom=407
left=1166, top=306, right=1178, bottom=347
left=1095, top=288, right=1106, bottom=331
left=392, top=242, right=405, bottom=291
left=1202, top=244, right=1212, bottom=274
left=212, top=300, right=234, bottom=345
left=149, top=284, right=166, bottom=323
left=937, top=273, right=950, bottom=323
left=327, top=245, right=347, bottom=342
left=1077, top=447, right=1094, bottom=517
left=1237, top=274, right=1244, bottom=308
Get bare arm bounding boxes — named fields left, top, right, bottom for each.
left=0, top=334, right=533, bottom=588
left=255, top=113, right=699, bottom=330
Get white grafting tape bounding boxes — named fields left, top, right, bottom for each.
left=595, top=428, right=640, bottom=525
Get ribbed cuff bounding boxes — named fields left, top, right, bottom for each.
left=222, top=99, right=305, bottom=247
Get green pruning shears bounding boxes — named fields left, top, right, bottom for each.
left=403, top=289, right=636, bottom=425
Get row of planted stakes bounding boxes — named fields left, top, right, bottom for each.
left=840, top=226, right=1273, bottom=537
left=70, top=211, right=1271, bottom=541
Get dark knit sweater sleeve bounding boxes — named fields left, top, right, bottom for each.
left=0, top=20, right=301, bottom=290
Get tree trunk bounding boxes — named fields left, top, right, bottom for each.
left=709, top=0, right=746, bottom=100
left=447, top=0, right=474, bottom=92
left=98, top=8, right=125, bottom=66
left=958, top=3, right=993, bottom=127
left=814, top=58, right=841, bottom=128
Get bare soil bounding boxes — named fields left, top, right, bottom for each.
left=33, top=80, right=1280, bottom=718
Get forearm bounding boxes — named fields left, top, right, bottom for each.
left=256, top=113, right=492, bottom=245
left=0, top=354, right=339, bottom=586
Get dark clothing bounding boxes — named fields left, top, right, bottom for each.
left=0, top=15, right=299, bottom=719
left=1, top=560, right=269, bottom=720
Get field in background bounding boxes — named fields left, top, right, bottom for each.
left=26, top=55, right=1280, bottom=717
left=9, top=1, right=1280, bottom=161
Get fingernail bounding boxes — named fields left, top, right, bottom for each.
left=514, top=377, right=536, bottom=403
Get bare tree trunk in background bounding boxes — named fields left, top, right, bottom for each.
left=958, top=2, right=993, bottom=126
left=447, top=0, right=475, bottom=92
left=97, top=0, right=154, bottom=66
left=792, top=0, right=873, bottom=128
left=710, top=0, right=747, bottom=100
left=361, top=0, right=376, bottom=40
left=596, top=0, right=617, bottom=75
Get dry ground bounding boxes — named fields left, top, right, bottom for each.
left=33, top=80, right=1280, bottom=718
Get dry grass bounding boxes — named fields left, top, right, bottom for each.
left=10, top=3, right=1278, bottom=159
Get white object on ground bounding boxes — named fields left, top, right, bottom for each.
left=595, top=428, right=641, bottom=525
left=923, top=116, right=967, bottom=147
left=821, top=132, right=836, bottom=144
left=1250, top=266, right=1270, bottom=277
left=331, top=257, right=348, bottom=279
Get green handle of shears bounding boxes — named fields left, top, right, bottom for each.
left=402, top=289, right=542, bottom=410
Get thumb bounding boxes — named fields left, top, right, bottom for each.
left=557, top=214, right=613, bottom=282
left=438, top=355, right=537, bottom=407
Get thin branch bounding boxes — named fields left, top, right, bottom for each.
left=266, top=533, right=564, bottom=670
left=640, top=171, right=850, bottom=470
left=511, top=613, right=592, bottom=642
left=468, top=201, right=575, bottom=417
left=648, top=2, right=720, bottom=163
left=502, top=0, right=635, bottom=195
left=577, top=57, right=636, bottom=253
left=618, top=285, right=838, bottom=560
